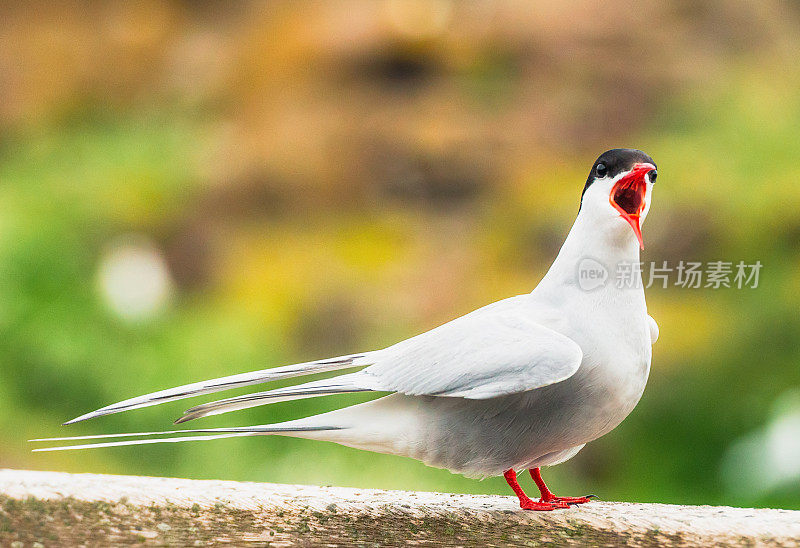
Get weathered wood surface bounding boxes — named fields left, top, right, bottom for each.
left=0, top=469, right=798, bottom=547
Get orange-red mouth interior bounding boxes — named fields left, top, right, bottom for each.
left=612, top=184, right=645, bottom=216
left=609, top=163, right=654, bottom=249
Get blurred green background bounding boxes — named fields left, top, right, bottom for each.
left=1, top=1, right=799, bottom=510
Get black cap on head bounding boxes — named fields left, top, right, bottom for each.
left=581, top=148, right=656, bottom=199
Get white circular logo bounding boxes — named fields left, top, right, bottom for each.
left=577, top=257, right=609, bottom=291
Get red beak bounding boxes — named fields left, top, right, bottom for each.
left=609, top=162, right=655, bottom=249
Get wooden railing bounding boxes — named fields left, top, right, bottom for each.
left=1, top=469, right=798, bottom=546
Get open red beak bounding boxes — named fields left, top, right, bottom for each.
left=609, top=162, right=655, bottom=249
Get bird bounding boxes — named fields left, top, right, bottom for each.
left=33, top=148, right=659, bottom=512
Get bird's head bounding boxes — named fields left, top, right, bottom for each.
left=580, top=148, right=657, bottom=249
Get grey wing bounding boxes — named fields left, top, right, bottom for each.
left=60, top=296, right=582, bottom=426
left=63, top=353, right=371, bottom=424
left=353, top=303, right=583, bottom=399
left=176, top=298, right=584, bottom=421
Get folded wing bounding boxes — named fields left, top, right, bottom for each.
left=62, top=296, right=582, bottom=428
left=354, top=302, right=583, bottom=399
left=170, top=298, right=582, bottom=423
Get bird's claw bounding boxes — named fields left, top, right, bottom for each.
left=541, top=494, right=596, bottom=506
left=519, top=499, right=558, bottom=511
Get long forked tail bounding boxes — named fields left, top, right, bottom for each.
left=63, top=353, right=371, bottom=425
left=31, top=422, right=343, bottom=452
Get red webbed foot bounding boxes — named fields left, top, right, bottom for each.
left=529, top=468, right=597, bottom=506
left=518, top=497, right=559, bottom=511
left=504, top=469, right=567, bottom=511
left=504, top=468, right=581, bottom=511
left=540, top=494, right=597, bottom=505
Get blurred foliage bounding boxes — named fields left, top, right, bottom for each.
left=1, top=1, right=799, bottom=509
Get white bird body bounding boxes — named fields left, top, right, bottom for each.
left=34, top=149, right=659, bottom=509
left=283, top=195, right=656, bottom=477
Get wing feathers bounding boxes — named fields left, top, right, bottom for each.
left=356, top=305, right=583, bottom=399
left=174, top=375, right=372, bottom=423
left=52, top=296, right=585, bottom=457
left=64, top=353, right=370, bottom=425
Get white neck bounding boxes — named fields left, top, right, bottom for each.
left=535, top=207, right=642, bottom=295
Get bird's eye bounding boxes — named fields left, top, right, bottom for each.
left=596, top=163, right=607, bottom=177
left=649, top=169, right=657, bottom=183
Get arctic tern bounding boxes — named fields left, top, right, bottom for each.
left=34, top=148, right=659, bottom=511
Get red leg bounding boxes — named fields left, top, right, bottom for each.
left=503, top=469, right=558, bottom=510
left=530, top=468, right=595, bottom=505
